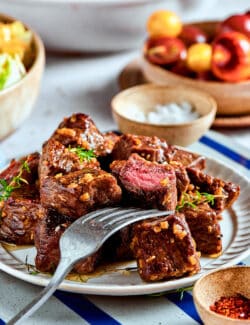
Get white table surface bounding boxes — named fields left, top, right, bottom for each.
left=0, top=50, right=249, bottom=325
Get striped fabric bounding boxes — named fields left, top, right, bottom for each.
left=200, top=135, right=250, bottom=169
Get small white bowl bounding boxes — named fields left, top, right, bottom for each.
left=193, top=266, right=250, bottom=325
left=111, top=84, right=217, bottom=146
left=0, top=13, right=45, bottom=140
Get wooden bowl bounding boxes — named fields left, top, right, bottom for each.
left=193, top=266, right=250, bottom=325
left=141, top=21, right=250, bottom=116
left=111, top=84, right=217, bottom=147
left=0, top=13, right=45, bottom=140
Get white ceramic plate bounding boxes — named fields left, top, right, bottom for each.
left=0, top=157, right=249, bottom=296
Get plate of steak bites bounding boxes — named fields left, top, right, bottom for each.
left=0, top=113, right=249, bottom=296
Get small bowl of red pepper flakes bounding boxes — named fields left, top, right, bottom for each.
left=193, top=266, right=250, bottom=325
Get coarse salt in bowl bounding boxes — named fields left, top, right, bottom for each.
left=111, top=84, right=217, bottom=146
left=128, top=101, right=199, bottom=124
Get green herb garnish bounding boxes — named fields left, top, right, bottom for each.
left=25, top=255, right=40, bottom=275
left=176, top=190, right=227, bottom=211
left=0, top=159, right=30, bottom=202
left=149, top=285, right=194, bottom=300
left=68, top=146, right=96, bottom=162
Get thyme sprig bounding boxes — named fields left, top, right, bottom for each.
left=25, top=255, right=40, bottom=275
left=68, top=146, right=96, bottom=162
left=0, top=160, right=30, bottom=202
left=149, top=285, right=194, bottom=300
left=176, top=190, right=227, bottom=211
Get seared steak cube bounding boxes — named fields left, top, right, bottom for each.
left=40, top=138, right=100, bottom=180
left=131, top=213, right=200, bottom=282
left=111, top=134, right=205, bottom=170
left=112, top=134, right=168, bottom=163
left=0, top=185, right=45, bottom=245
left=0, top=153, right=45, bottom=245
left=40, top=169, right=122, bottom=218
left=102, top=225, right=134, bottom=262
left=51, top=113, right=106, bottom=156
left=0, top=152, right=40, bottom=185
left=35, top=210, right=101, bottom=273
left=172, top=164, right=190, bottom=199
left=187, top=167, right=240, bottom=211
left=111, top=154, right=177, bottom=211
left=180, top=203, right=222, bottom=256
left=165, top=146, right=206, bottom=169
left=102, top=132, right=120, bottom=155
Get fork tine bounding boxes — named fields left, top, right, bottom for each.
left=80, top=207, right=120, bottom=224
left=103, top=209, right=173, bottom=228
left=96, top=207, right=142, bottom=223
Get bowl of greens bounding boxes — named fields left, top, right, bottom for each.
left=0, top=13, right=45, bottom=140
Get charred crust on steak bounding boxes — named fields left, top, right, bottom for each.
left=35, top=210, right=102, bottom=274
left=179, top=203, right=222, bottom=256
left=131, top=213, right=200, bottom=282
left=187, top=167, right=240, bottom=211
left=0, top=153, right=45, bottom=245
left=40, top=169, right=122, bottom=218
left=51, top=113, right=107, bottom=156
left=111, top=134, right=167, bottom=163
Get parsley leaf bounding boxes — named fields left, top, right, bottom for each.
left=68, top=146, right=96, bottom=162
left=0, top=159, right=30, bottom=202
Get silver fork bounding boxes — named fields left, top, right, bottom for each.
left=7, top=206, right=173, bottom=325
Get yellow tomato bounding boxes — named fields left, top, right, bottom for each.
left=186, top=43, right=212, bottom=72
left=147, top=10, right=182, bottom=38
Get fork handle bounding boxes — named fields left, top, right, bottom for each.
left=7, top=259, right=73, bottom=325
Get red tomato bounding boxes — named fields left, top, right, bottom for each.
left=179, top=25, right=208, bottom=46
left=212, top=31, right=250, bottom=82
left=144, top=36, right=186, bottom=66
left=170, top=61, right=195, bottom=78
left=217, top=14, right=250, bottom=38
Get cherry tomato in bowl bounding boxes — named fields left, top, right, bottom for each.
left=147, top=10, right=182, bottom=38
left=144, top=36, right=187, bottom=66
left=212, top=31, right=250, bottom=82
left=186, top=43, right=212, bottom=73
left=216, top=14, right=250, bottom=39
left=180, top=25, right=208, bottom=46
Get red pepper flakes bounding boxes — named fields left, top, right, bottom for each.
left=210, top=293, right=250, bottom=320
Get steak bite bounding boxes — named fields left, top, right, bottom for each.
left=102, top=131, right=120, bottom=155
left=40, top=169, right=122, bottom=219
left=0, top=152, right=40, bottom=185
left=51, top=113, right=107, bottom=156
left=111, top=134, right=205, bottom=170
left=187, top=167, right=240, bottom=211
left=40, top=138, right=100, bottom=180
left=172, top=164, right=190, bottom=199
left=102, top=225, right=134, bottom=262
left=180, top=203, right=223, bottom=256
left=165, top=146, right=206, bottom=170
left=35, top=210, right=101, bottom=274
left=0, top=185, right=45, bottom=245
left=131, top=213, right=200, bottom=282
left=111, top=154, right=177, bottom=211
left=112, top=134, right=168, bottom=163
left=0, top=153, right=45, bottom=245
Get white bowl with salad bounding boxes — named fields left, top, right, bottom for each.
left=0, top=13, right=45, bottom=140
